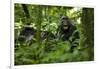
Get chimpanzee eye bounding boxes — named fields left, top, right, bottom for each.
left=62, top=18, right=66, bottom=20
left=62, top=16, right=68, bottom=20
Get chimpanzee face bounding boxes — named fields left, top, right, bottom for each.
left=61, top=16, right=69, bottom=30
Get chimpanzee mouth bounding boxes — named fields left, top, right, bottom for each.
left=63, top=26, right=68, bottom=29
left=63, top=25, right=68, bottom=26
left=63, top=24, right=68, bottom=27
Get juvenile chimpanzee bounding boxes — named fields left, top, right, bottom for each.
left=18, top=26, right=36, bottom=42
left=57, top=16, right=80, bottom=52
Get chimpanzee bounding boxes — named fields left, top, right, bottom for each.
left=18, top=26, right=36, bottom=43
left=57, top=16, right=80, bottom=52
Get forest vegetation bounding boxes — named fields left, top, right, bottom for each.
left=14, top=3, right=94, bottom=65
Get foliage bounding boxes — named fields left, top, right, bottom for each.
left=14, top=4, right=94, bottom=65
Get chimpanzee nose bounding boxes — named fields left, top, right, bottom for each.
left=62, top=21, right=68, bottom=26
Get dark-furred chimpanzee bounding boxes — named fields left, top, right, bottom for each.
left=18, top=26, right=36, bottom=43
left=57, top=16, right=80, bottom=52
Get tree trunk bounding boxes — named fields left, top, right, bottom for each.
left=80, top=8, right=94, bottom=60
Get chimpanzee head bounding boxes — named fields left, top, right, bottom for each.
left=19, top=26, right=35, bottom=42
left=60, top=16, right=71, bottom=30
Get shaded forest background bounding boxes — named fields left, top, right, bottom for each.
left=14, top=3, right=94, bottom=65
